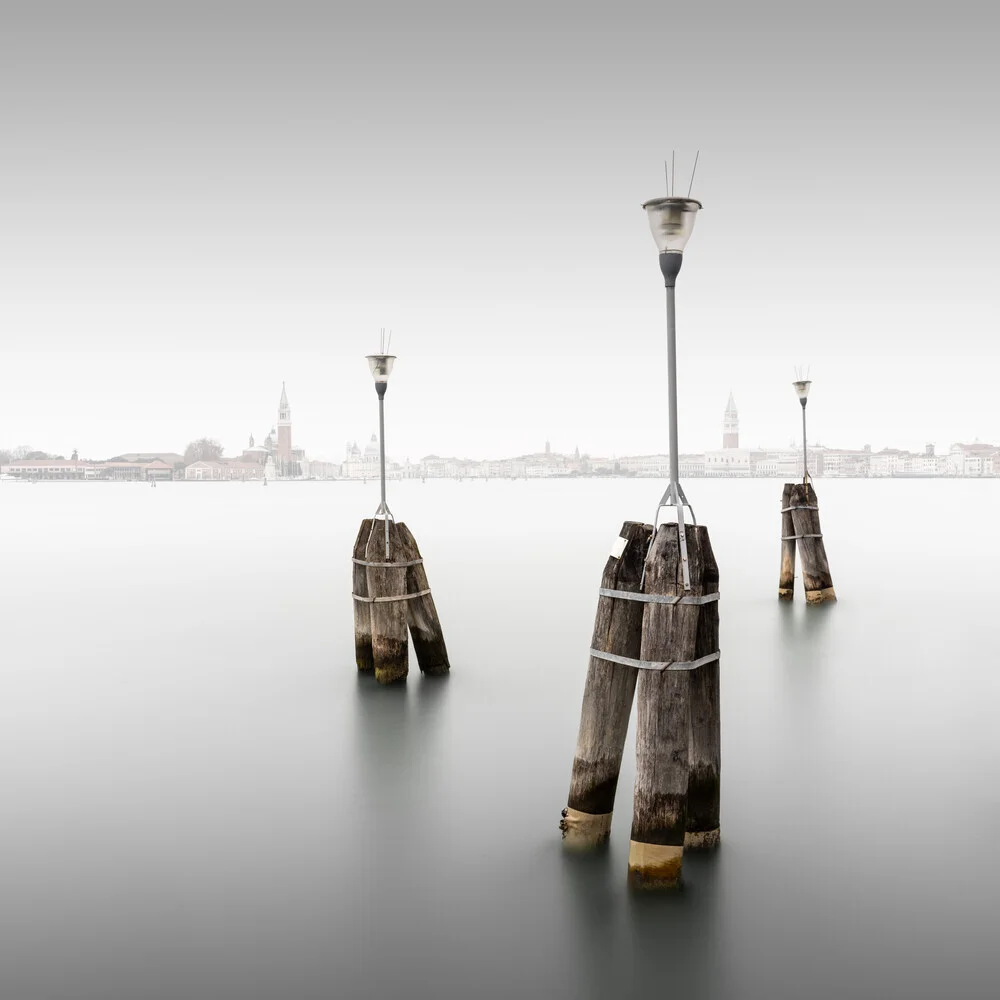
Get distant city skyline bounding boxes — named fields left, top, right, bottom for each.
left=2, top=379, right=994, bottom=466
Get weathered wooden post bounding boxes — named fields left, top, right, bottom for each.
left=353, top=518, right=375, bottom=671
left=778, top=483, right=796, bottom=600
left=351, top=336, right=450, bottom=683
left=685, top=528, right=721, bottom=849
left=395, top=522, right=449, bottom=675
left=363, top=519, right=409, bottom=684
left=561, top=521, right=652, bottom=849
left=788, top=482, right=836, bottom=604
left=628, top=523, right=720, bottom=889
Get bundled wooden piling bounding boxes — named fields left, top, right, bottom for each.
left=395, top=522, right=449, bottom=676
left=352, top=519, right=375, bottom=671
left=352, top=518, right=450, bottom=684
left=629, top=523, right=719, bottom=889
left=561, top=521, right=652, bottom=850
left=787, top=483, right=836, bottom=604
left=364, top=520, right=409, bottom=685
left=778, top=483, right=796, bottom=600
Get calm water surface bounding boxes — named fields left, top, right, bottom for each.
left=1, top=478, right=998, bottom=999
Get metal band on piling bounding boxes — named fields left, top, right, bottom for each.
left=781, top=505, right=819, bottom=512
left=590, top=649, right=720, bottom=672
left=352, top=588, right=432, bottom=604
left=598, top=588, right=719, bottom=606
left=352, top=558, right=424, bottom=568
left=780, top=534, right=822, bottom=540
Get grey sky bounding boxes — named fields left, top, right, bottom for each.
left=2, top=2, right=998, bottom=461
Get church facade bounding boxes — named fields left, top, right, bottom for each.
left=341, top=434, right=381, bottom=479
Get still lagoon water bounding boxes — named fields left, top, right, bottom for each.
left=1, top=478, right=998, bottom=999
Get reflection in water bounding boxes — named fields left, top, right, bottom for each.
left=626, top=849, right=726, bottom=998
left=557, top=848, right=620, bottom=999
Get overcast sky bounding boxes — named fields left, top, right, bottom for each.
left=2, top=1, right=998, bottom=462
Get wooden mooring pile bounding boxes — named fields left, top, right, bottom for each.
left=352, top=518, right=449, bottom=684
left=561, top=519, right=720, bottom=889
left=778, top=482, right=836, bottom=604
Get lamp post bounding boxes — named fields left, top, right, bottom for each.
left=366, top=350, right=396, bottom=558
left=641, top=192, right=702, bottom=590
left=792, top=377, right=812, bottom=485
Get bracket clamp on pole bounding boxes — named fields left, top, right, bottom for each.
left=649, top=480, right=697, bottom=591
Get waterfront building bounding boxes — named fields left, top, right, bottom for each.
left=2, top=458, right=175, bottom=481
left=948, top=442, right=999, bottom=477
left=184, top=460, right=264, bottom=481
left=341, top=435, right=382, bottom=479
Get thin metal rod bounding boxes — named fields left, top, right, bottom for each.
left=802, top=405, right=809, bottom=485
left=666, top=285, right=692, bottom=590
left=687, top=150, right=700, bottom=198
left=379, top=394, right=389, bottom=557
left=666, top=286, right=680, bottom=491
left=664, top=159, right=669, bottom=196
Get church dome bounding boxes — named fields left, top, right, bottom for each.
left=364, top=434, right=379, bottom=458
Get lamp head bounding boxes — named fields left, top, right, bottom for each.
left=367, top=354, right=395, bottom=398
left=642, top=196, right=702, bottom=253
left=793, top=379, right=812, bottom=406
left=367, top=354, right=395, bottom=382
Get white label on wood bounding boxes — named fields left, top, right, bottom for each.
left=610, top=535, right=628, bottom=559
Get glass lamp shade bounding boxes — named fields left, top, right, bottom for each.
left=792, top=379, right=812, bottom=401
left=641, top=196, right=702, bottom=253
left=366, top=355, right=396, bottom=383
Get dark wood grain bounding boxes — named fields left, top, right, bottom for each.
left=686, top=526, right=721, bottom=849
left=562, top=521, right=652, bottom=849
left=352, top=519, right=374, bottom=671
left=395, top=522, right=450, bottom=676
left=789, top=483, right=836, bottom=604
left=629, top=523, right=700, bottom=889
left=365, top=520, right=409, bottom=684
left=778, top=483, right=796, bottom=600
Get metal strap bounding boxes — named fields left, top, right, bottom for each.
left=781, top=534, right=823, bottom=540
left=353, top=558, right=424, bottom=568
left=781, top=505, right=818, bottom=512
left=590, top=649, right=720, bottom=672
left=352, top=589, right=431, bottom=604
left=598, top=588, right=719, bottom=606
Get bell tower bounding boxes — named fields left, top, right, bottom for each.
left=723, top=391, right=739, bottom=449
left=277, top=382, right=292, bottom=476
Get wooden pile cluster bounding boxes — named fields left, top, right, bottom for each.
left=561, top=520, right=720, bottom=889
left=778, top=483, right=836, bottom=603
left=352, top=518, right=449, bottom=684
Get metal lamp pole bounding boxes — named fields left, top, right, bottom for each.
left=642, top=191, right=703, bottom=590
left=366, top=352, right=397, bottom=557
left=793, top=379, right=812, bottom=485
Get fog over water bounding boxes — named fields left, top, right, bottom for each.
left=1, top=478, right=998, bottom=999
